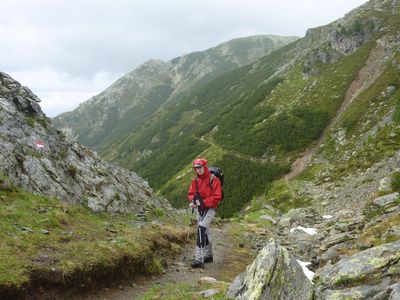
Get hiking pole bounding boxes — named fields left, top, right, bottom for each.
left=183, top=206, right=194, bottom=261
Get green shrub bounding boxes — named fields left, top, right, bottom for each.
left=391, top=172, right=400, bottom=192
left=394, top=97, right=400, bottom=123
left=67, top=165, right=77, bottom=177
left=26, top=117, right=35, bottom=127
left=363, top=202, right=385, bottom=219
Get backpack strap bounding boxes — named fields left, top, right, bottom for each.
left=209, top=174, right=214, bottom=190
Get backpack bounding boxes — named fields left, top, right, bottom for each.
left=208, top=166, right=224, bottom=187
left=208, top=166, right=224, bottom=199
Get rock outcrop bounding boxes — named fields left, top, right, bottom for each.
left=236, top=193, right=400, bottom=299
left=0, top=72, right=171, bottom=213
left=226, top=239, right=313, bottom=300
left=315, top=240, right=400, bottom=299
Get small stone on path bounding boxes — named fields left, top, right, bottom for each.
left=198, top=288, right=220, bottom=297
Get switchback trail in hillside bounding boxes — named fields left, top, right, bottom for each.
left=62, top=222, right=249, bottom=300
left=283, top=45, right=386, bottom=181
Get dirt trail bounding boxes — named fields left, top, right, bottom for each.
left=283, top=45, right=386, bottom=181
left=67, top=224, right=237, bottom=300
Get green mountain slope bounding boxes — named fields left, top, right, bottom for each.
left=53, top=35, right=298, bottom=150
left=58, top=0, right=400, bottom=218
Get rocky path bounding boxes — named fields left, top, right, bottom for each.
left=283, top=45, right=386, bottom=181
left=68, top=223, right=243, bottom=300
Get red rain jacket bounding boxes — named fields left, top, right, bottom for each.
left=187, top=162, right=222, bottom=209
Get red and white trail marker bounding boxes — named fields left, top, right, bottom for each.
left=35, top=139, right=45, bottom=148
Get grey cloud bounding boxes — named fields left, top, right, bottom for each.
left=0, top=0, right=368, bottom=116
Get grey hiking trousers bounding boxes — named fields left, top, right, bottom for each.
left=195, top=208, right=216, bottom=261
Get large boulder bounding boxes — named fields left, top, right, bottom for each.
left=226, top=239, right=313, bottom=300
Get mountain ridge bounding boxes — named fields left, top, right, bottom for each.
left=54, top=34, right=299, bottom=149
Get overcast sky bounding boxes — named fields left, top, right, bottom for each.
left=1, top=0, right=368, bottom=117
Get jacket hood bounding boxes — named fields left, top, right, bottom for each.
left=193, top=158, right=210, bottom=178
left=193, top=158, right=207, bottom=167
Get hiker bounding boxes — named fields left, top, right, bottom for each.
left=187, top=158, right=222, bottom=268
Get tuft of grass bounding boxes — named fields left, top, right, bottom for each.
left=357, top=212, right=400, bottom=247
left=26, top=117, right=35, bottom=127
left=297, top=164, right=325, bottom=181
left=362, top=202, right=385, bottom=220
left=391, top=172, right=400, bottom=192
left=137, top=281, right=230, bottom=300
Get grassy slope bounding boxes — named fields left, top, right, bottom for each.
left=0, top=184, right=186, bottom=297
left=125, top=37, right=372, bottom=217
left=260, top=3, right=400, bottom=213
left=100, top=43, right=298, bottom=217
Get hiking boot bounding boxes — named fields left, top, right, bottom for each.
left=191, top=259, right=203, bottom=268
left=204, top=256, right=213, bottom=263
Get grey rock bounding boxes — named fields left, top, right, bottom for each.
left=315, top=240, right=400, bottom=297
left=318, top=278, right=391, bottom=300
left=321, top=232, right=355, bottom=249
left=0, top=72, right=172, bottom=214
left=198, top=289, right=220, bottom=297
left=379, top=177, right=393, bottom=192
left=333, top=217, right=365, bottom=233
left=382, top=226, right=400, bottom=240
left=226, top=239, right=313, bottom=300
left=279, top=207, right=323, bottom=228
left=389, top=283, right=400, bottom=300
left=335, top=209, right=355, bottom=219
left=259, top=214, right=277, bottom=224
left=374, top=193, right=399, bottom=207
left=319, top=247, right=339, bottom=265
